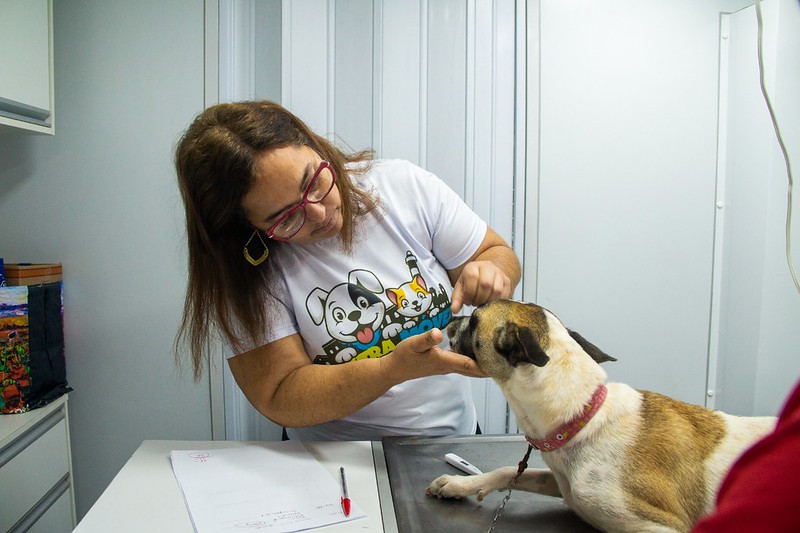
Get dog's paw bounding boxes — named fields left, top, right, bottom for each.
left=334, top=348, right=357, bottom=363
left=426, top=474, right=474, bottom=500
left=426, top=474, right=498, bottom=502
left=383, top=323, right=403, bottom=338
left=427, top=468, right=519, bottom=503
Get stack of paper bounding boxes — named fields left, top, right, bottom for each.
left=170, top=441, right=365, bottom=532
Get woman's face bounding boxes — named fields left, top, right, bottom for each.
left=242, top=145, right=343, bottom=244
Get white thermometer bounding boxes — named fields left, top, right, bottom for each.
left=445, top=453, right=483, bottom=475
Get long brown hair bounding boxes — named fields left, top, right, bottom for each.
left=174, top=100, right=378, bottom=380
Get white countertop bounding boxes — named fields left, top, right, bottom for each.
left=0, top=394, right=68, bottom=449
left=74, top=439, right=395, bottom=533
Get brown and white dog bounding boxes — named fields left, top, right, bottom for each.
left=427, top=299, right=776, bottom=532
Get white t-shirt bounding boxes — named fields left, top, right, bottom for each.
left=235, top=159, right=487, bottom=440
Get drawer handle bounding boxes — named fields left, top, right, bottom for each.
left=0, top=407, right=65, bottom=469
left=9, top=473, right=71, bottom=533
left=0, top=95, right=51, bottom=126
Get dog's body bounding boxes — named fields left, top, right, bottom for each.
left=427, top=300, right=776, bottom=532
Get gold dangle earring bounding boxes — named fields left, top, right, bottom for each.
left=243, top=229, right=269, bottom=266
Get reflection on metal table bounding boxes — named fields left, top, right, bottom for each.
left=378, top=434, right=600, bottom=533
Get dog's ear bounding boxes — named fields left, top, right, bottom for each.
left=494, top=323, right=550, bottom=367
left=305, top=287, right=329, bottom=325
left=568, top=330, right=617, bottom=363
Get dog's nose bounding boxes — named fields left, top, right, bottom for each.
left=445, top=316, right=466, bottom=339
left=348, top=310, right=361, bottom=321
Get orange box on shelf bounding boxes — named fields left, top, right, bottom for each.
left=4, top=263, right=62, bottom=286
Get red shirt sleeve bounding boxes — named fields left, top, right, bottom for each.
left=692, top=380, right=800, bottom=533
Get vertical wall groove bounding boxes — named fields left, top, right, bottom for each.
left=280, top=0, right=291, bottom=108
left=464, top=0, right=476, bottom=204
left=419, top=0, right=428, bottom=168
left=372, top=0, right=383, bottom=155
left=705, top=14, right=731, bottom=409
left=513, top=0, right=527, bottom=262
left=327, top=0, right=335, bottom=136
left=490, top=0, right=498, bottom=228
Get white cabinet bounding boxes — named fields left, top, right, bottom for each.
left=0, top=395, right=75, bottom=532
left=0, top=0, right=55, bottom=134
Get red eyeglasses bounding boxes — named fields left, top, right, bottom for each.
left=265, top=160, right=337, bottom=241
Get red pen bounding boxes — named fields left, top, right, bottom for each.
left=339, top=466, right=351, bottom=517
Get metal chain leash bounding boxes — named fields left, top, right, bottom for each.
left=487, top=444, right=534, bottom=533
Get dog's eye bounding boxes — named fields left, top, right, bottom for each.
left=475, top=340, right=481, bottom=350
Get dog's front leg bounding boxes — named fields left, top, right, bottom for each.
left=426, top=467, right=560, bottom=502
left=514, top=468, right=562, bottom=497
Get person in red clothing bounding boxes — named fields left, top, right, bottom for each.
left=692, top=379, right=800, bottom=532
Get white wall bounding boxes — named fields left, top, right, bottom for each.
left=531, top=0, right=741, bottom=406
left=0, top=0, right=212, bottom=520
left=699, top=0, right=800, bottom=415
left=527, top=0, right=799, bottom=415
left=750, top=0, right=800, bottom=413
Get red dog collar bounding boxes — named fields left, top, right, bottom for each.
left=526, top=384, right=608, bottom=452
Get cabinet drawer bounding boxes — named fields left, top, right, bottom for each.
left=0, top=0, right=54, bottom=133
left=28, top=482, right=74, bottom=533
left=0, top=416, right=69, bottom=532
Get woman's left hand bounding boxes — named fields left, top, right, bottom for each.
left=450, top=260, right=513, bottom=314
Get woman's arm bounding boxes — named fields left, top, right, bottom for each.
left=227, top=328, right=485, bottom=428
left=448, top=227, right=521, bottom=314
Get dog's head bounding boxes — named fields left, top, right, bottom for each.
left=446, top=299, right=616, bottom=381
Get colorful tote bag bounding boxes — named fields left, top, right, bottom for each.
left=0, top=282, right=71, bottom=413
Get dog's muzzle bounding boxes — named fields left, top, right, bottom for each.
left=446, top=316, right=475, bottom=360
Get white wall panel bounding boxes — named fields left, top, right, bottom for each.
left=528, top=0, right=798, bottom=415
left=467, top=0, right=494, bottom=216
left=426, top=0, right=467, bottom=196
left=489, top=0, right=516, bottom=240
left=334, top=0, right=374, bottom=152
left=711, top=7, right=772, bottom=415
left=254, top=0, right=282, bottom=102
left=219, top=0, right=256, bottom=102
left=752, top=0, right=800, bottom=414
left=717, top=1, right=800, bottom=415
left=462, top=0, right=519, bottom=433
left=379, top=0, right=422, bottom=162
left=535, top=0, right=730, bottom=405
left=522, top=0, right=539, bottom=301
left=282, top=0, right=330, bottom=135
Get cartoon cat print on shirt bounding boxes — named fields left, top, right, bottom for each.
left=307, top=253, right=452, bottom=365
left=385, top=275, right=439, bottom=330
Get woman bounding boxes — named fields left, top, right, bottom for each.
left=174, top=100, right=520, bottom=440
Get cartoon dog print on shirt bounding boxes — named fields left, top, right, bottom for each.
left=307, top=254, right=453, bottom=365
left=306, top=269, right=397, bottom=363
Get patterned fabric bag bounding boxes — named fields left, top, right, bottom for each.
left=0, top=282, right=71, bottom=413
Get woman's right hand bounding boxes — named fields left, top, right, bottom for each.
left=228, top=329, right=485, bottom=428
left=380, top=328, right=487, bottom=382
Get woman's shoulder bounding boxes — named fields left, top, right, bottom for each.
left=370, top=158, right=425, bottom=172
left=358, top=159, right=437, bottom=186
left=349, top=159, right=448, bottom=204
